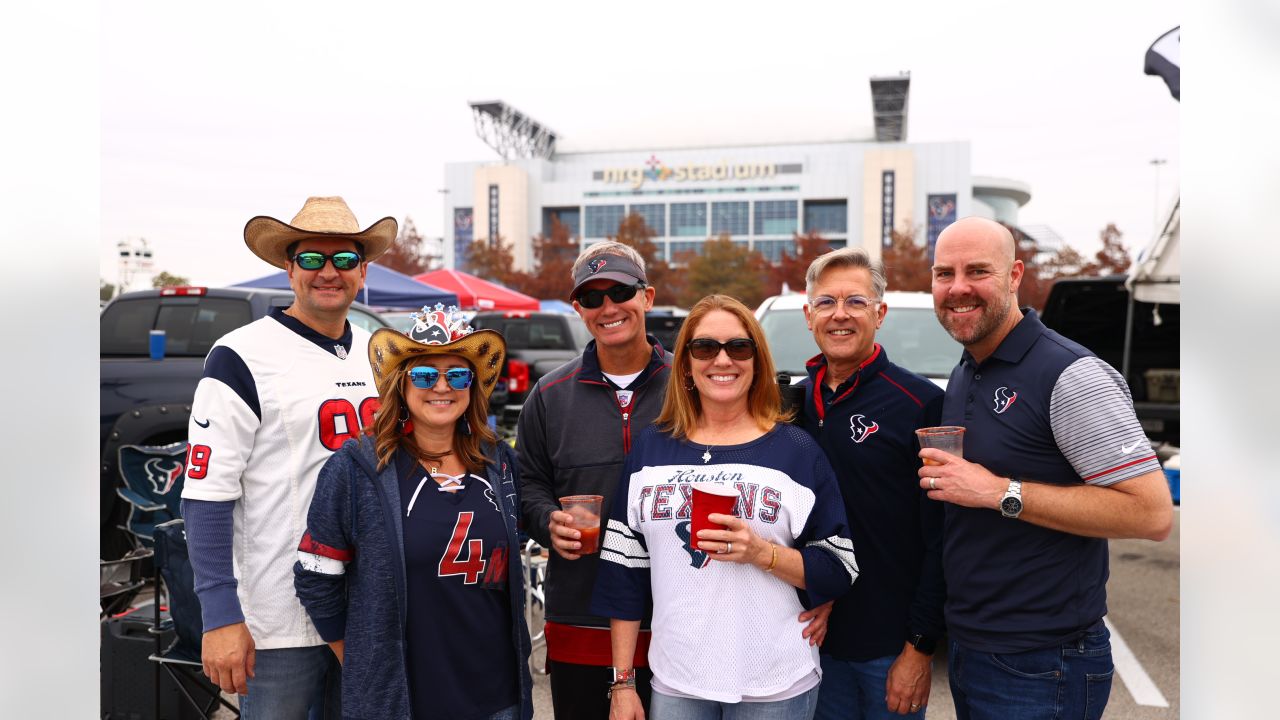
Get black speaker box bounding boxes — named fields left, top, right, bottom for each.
left=100, top=608, right=220, bottom=720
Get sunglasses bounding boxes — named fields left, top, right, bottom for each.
left=292, top=251, right=363, bottom=271
left=576, top=282, right=646, bottom=309
left=407, top=366, right=475, bottom=390
left=687, top=338, right=757, bottom=361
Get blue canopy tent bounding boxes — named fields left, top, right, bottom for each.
left=539, top=299, right=575, bottom=314
left=234, top=263, right=458, bottom=310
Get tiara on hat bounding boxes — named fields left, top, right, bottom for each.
left=405, top=304, right=478, bottom=346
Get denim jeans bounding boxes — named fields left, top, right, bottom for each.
left=486, top=704, right=520, bottom=720
left=948, top=622, right=1114, bottom=720
left=238, top=645, right=341, bottom=720
left=814, top=653, right=925, bottom=720
left=651, top=685, right=820, bottom=720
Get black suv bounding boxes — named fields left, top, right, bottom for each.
left=469, top=311, right=592, bottom=424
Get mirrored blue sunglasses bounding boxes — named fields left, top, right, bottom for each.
left=407, top=366, right=474, bottom=390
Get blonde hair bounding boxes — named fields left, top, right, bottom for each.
left=372, top=354, right=498, bottom=471
left=655, top=294, right=790, bottom=439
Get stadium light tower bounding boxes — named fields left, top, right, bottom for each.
left=468, top=100, right=558, bottom=161
left=869, top=73, right=910, bottom=142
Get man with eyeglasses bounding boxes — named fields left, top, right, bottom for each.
left=181, top=197, right=396, bottom=719
left=795, top=247, right=947, bottom=720
left=516, top=241, right=671, bottom=720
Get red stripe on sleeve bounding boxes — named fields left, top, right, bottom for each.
left=1081, top=455, right=1158, bottom=482
left=298, top=531, right=354, bottom=562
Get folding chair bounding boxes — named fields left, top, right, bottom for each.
left=100, top=546, right=153, bottom=619
left=150, top=518, right=240, bottom=719
left=116, top=442, right=188, bottom=547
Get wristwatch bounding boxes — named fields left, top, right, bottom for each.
left=609, top=667, right=636, bottom=685
left=907, top=632, right=937, bottom=655
left=1000, top=478, right=1024, bottom=519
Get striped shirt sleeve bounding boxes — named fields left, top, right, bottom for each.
left=1049, top=356, right=1161, bottom=486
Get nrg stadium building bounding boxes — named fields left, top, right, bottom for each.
left=443, top=75, right=1035, bottom=271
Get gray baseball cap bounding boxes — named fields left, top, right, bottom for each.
left=570, top=253, right=648, bottom=300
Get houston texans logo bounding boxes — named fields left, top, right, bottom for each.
left=144, top=458, right=184, bottom=495
left=588, top=257, right=607, bottom=274
left=993, top=386, right=1018, bottom=414
left=674, top=521, right=711, bottom=569
left=849, top=414, right=880, bottom=443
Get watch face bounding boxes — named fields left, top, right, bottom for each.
left=1001, top=496, right=1023, bottom=516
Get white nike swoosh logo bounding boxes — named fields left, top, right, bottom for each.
left=1120, top=440, right=1142, bottom=454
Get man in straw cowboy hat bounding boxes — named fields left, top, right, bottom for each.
left=180, top=196, right=396, bottom=718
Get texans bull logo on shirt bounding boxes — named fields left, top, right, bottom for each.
left=993, top=386, right=1018, bottom=414
left=849, top=414, right=879, bottom=444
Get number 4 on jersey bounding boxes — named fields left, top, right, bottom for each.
left=439, top=512, right=486, bottom=584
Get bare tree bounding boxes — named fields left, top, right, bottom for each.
left=881, top=224, right=932, bottom=292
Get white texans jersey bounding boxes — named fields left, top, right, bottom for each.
left=181, top=313, right=378, bottom=648
left=593, top=424, right=858, bottom=703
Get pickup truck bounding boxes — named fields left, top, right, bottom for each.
left=1039, top=275, right=1179, bottom=447
left=469, top=310, right=591, bottom=426
left=99, top=286, right=389, bottom=558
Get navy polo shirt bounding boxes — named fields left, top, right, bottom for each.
left=799, top=345, right=947, bottom=661
left=940, top=310, right=1159, bottom=653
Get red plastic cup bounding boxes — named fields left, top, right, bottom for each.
left=689, top=482, right=741, bottom=544
left=559, top=495, right=604, bottom=554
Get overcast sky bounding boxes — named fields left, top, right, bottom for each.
left=100, top=1, right=1180, bottom=291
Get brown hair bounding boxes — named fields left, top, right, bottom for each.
left=655, top=294, right=790, bottom=439
left=371, top=354, right=498, bottom=471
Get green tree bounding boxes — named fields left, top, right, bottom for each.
left=100, top=279, right=115, bottom=302
left=880, top=224, right=932, bottom=292
left=769, top=231, right=832, bottom=295
left=152, top=271, right=190, bottom=288
left=679, top=235, right=769, bottom=309
left=379, top=216, right=432, bottom=276
left=611, top=212, right=684, bottom=306
left=464, top=236, right=517, bottom=286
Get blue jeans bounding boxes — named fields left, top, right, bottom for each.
left=651, top=685, right=820, bottom=720
left=814, top=653, right=925, bottom=720
left=238, top=645, right=341, bottom=720
left=948, top=622, right=1114, bottom=720
left=486, top=704, right=519, bottom=720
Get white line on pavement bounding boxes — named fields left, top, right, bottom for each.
left=1104, top=616, right=1169, bottom=708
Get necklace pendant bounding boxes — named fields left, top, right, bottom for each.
left=701, top=449, right=712, bottom=464
left=430, top=466, right=439, bottom=475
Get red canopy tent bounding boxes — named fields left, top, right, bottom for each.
left=412, top=269, right=540, bottom=312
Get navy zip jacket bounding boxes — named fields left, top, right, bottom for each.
left=294, top=436, right=534, bottom=720
left=518, top=335, right=672, bottom=627
left=799, top=345, right=947, bottom=661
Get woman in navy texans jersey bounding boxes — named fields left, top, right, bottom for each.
left=592, top=295, right=859, bottom=720
left=295, top=307, right=533, bottom=720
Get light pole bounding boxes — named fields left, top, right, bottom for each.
left=1149, top=158, right=1167, bottom=237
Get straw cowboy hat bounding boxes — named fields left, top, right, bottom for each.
left=368, top=305, right=506, bottom=398
left=244, top=196, right=397, bottom=268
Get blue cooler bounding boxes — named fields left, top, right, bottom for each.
left=1164, top=468, right=1180, bottom=505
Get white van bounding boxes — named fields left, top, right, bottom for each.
left=754, top=292, right=962, bottom=388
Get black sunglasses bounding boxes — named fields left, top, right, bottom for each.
left=687, top=338, right=757, bottom=361
left=292, top=251, right=363, bottom=271
left=407, top=366, right=475, bottom=390
left=576, top=282, right=646, bottom=309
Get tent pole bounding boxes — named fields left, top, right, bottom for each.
left=1121, top=280, right=1136, bottom=389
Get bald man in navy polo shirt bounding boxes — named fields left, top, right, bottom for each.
left=922, top=217, right=1173, bottom=720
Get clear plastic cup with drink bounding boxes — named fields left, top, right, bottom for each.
left=915, top=426, right=965, bottom=465
left=559, top=495, right=604, bottom=554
